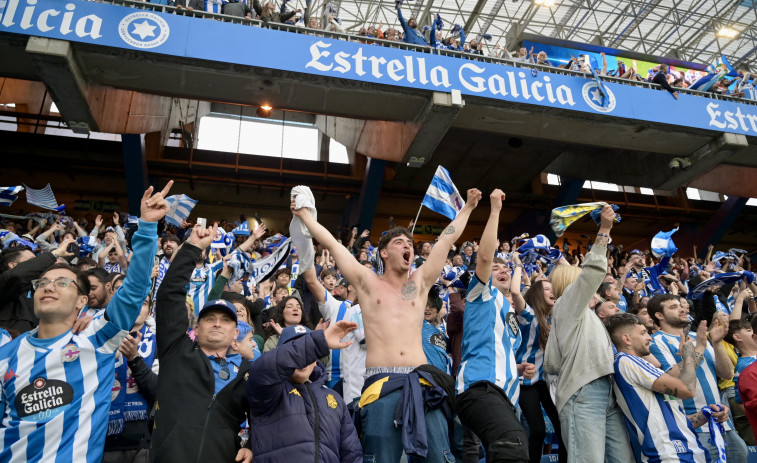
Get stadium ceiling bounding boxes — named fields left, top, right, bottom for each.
left=316, top=0, right=757, bottom=71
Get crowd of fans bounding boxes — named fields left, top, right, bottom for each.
left=117, top=0, right=757, bottom=101
left=1, top=180, right=757, bottom=463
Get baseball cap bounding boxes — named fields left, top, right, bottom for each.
left=198, top=299, right=238, bottom=324
left=337, top=277, right=350, bottom=288
left=278, top=325, right=311, bottom=347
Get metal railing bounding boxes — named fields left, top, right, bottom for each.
left=99, top=0, right=756, bottom=107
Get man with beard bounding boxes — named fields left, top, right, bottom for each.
left=83, top=267, right=112, bottom=316
left=607, top=313, right=708, bottom=462
left=648, top=294, right=748, bottom=461
left=151, top=235, right=180, bottom=303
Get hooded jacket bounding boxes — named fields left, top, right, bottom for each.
left=247, top=330, right=362, bottom=463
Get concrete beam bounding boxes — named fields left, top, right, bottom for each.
left=656, top=132, right=748, bottom=190
left=688, top=165, right=757, bottom=198
left=401, top=91, right=464, bottom=167
left=25, top=37, right=96, bottom=134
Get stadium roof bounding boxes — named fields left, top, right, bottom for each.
left=322, top=0, right=757, bottom=71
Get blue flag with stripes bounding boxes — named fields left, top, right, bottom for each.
left=164, top=194, right=198, bottom=227
left=651, top=227, right=678, bottom=258
left=0, top=186, right=23, bottom=206
left=23, top=183, right=61, bottom=210
left=232, top=221, right=250, bottom=236
left=422, top=166, right=464, bottom=221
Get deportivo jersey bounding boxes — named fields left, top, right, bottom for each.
left=187, top=260, right=224, bottom=316
left=515, top=305, right=544, bottom=386
left=650, top=330, right=733, bottom=433
left=318, top=292, right=352, bottom=384
left=613, top=352, right=708, bottom=463
left=0, top=219, right=156, bottom=463
left=617, top=295, right=628, bottom=312
left=457, top=275, right=522, bottom=404
left=735, top=355, right=757, bottom=404
left=422, top=321, right=449, bottom=374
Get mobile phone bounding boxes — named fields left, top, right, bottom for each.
left=129, top=331, right=138, bottom=338
left=66, top=242, right=81, bottom=258
left=197, top=217, right=207, bottom=228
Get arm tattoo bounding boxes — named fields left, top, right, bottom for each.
left=401, top=280, right=418, bottom=301
left=443, top=225, right=455, bottom=235
left=687, top=412, right=707, bottom=429
left=678, top=343, right=698, bottom=393
left=595, top=234, right=610, bottom=247
left=662, top=385, right=679, bottom=397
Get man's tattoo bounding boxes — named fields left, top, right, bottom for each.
left=401, top=280, right=418, bottom=301
left=443, top=225, right=455, bottom=235
left=679, top=344, right=698, bottom=394
left=663, top=385, right=679, bottom=397
left=687, top=412, right=707, bottom=429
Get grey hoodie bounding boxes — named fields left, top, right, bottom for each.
left=543, top=244, right=614, bottom=413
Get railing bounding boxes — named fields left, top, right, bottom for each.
left=92, top=0, right=756, bottom=108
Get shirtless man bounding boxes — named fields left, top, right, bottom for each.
left=291, top=188, right=482, bottom=462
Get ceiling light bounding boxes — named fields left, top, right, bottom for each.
left=256, top=104, right=272, bottom=118
left=717, top=27, right=738, bottom=39
left=534, top=0, right=555, bottom=6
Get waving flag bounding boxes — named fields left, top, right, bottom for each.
left=23, top=183, right=62, bottom=211
left=422, top=166, right=465, bottom=221
left=550, top=202, right=606, bottom=237
left=689, top=271, right=755, bottom=300
left=516, top=234, right=562, bottom=265
left=164, top=194, right=197, bottom=227
left=651, top=228, right=678, bottom=258
left=0, top=186, right=23, bottom=207
left=227, top=251, right=252, bottom=286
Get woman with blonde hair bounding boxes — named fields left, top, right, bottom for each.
left=543, top=205, right=633, bottom=463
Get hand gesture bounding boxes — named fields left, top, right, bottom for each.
left=252, top=222, right=267, bottom=240
left=694, top=320, right=708, bottom=350
left=709, top=318, right=728, bottom=343
left=324, top=320, right=358, bottom=349
left=189, top=224, right=217, bottom=249
left=268, top=319, right=283, bottom=336
left=140, top=181, right=174, bottom=223
left=315, top=318, right=330, bottom=331
left=113, top=212, right=120, bottom=226
left=290, top=198, right=311, bottom=220
left=95, top=215, right=103, bottom=229
left=473, top=241, right=479, bottom=253
left=52, top=238, right=76, bottom=258
left=221, top=253, right=234, bottom=276
left=489, top=189, right=505, bottom=211
left=361, top=229, right=370, bottom=238
left=522, top=363, right=536, bottom=379
left=709, top=403, right=730, bottom=423
left=118, top=331, right=143, bottom=361
left=72, top=314, right=94, bottom=334
left=512, top=252, right=522, bottom=265
left=599, top=205, right=616, bottom=231
left=465, top=188, right=483, bottom=210
left=742, top=288, right=754, bottom=300
left=52, top=222, right=65, bottom=233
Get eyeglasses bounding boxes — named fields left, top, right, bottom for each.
left=214, top=357, right=231, bottom=380
left=31, top=277, right=82, bottom=293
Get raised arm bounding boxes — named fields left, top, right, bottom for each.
left=652, top=333, right=698, bottom=399
left=510, top=252, right=527, bottom=314
left=291, top=202, right=371, bottom=291
left=303, top=266, right=328, bottom=305
left=415, top=188, right=481, bottom=289
left=105, top=183, right=171, bottom=330
left=473, top=189, right=502, bottom=284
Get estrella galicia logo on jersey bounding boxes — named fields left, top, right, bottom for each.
left=118, top=12, right=170, bottom=49
left=506, top=312, right=520, bottom=337
left=581, top=82, right=616, bottom=113
left=430, top=333, right=447, bottom=350
left=15, top=378, right=74, bottom=422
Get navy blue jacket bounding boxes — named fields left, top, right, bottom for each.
left=247, top=331, right=362, bottom=463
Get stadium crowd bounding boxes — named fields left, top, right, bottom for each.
left=118, top=0, right=757, bottom=101
left=1, top=178, right=756, bottom=463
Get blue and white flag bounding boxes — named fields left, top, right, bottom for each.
left=0, top=186, right=23, bottom=206
left=227, top=251, right=252, bottom=286
left=232, top=221, right=250, bottom=236
left=689, top=271, right=755, bottom=300
left=421, top=165, right=465, bottom=221
left=211, top=227, right=234, bottom=249
left=516, top=234, right=562, bottom=265
left=249, top=238, right=293, bottom=284
left=23, top=183, right=61, bottom=210
left=164, top=194, right=198, bottom=227
left=701, top=406, right=727, bottom=463
left=651, top=227, right=678, bottom=258
left=589, top=68, right=607, bottom=106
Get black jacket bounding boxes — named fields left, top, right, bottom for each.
left=0, top=251, right=57, bottom=333
left=150, top=243, right=250, bottom=463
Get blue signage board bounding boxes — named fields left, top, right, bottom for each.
left=2, top=0, right=757, bottom=137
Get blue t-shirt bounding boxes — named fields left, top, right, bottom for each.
left=422, top=321, right=449, bottom=373
left=735, top=355, right=757, bottom=403
left=209, top=353, right=243, bottom=394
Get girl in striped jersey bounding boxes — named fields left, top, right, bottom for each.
left=511, top=266, right=566, bottom=463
